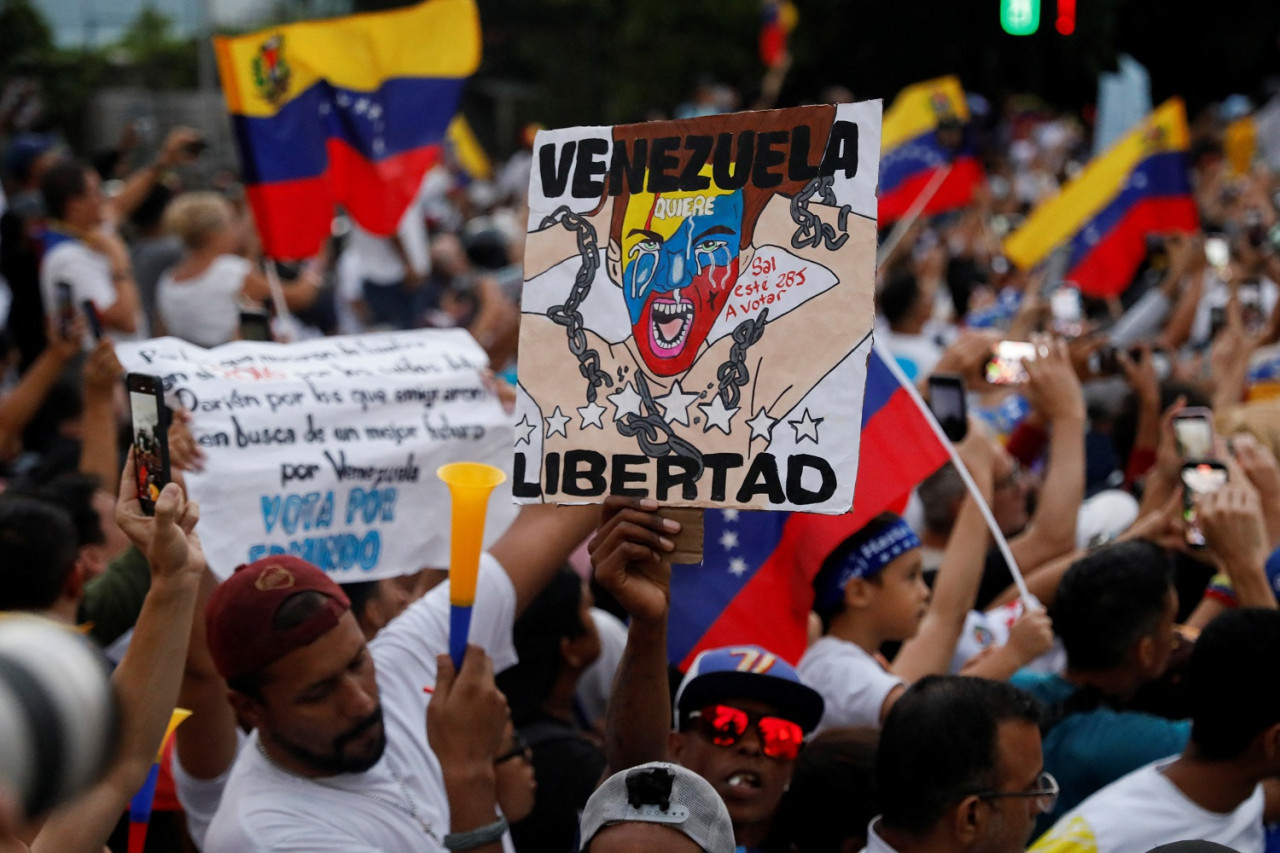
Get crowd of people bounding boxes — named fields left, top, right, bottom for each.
left=0, top=69, right=1277, bottom=853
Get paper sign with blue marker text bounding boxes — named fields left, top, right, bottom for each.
left=515, top=101, right=882, bottom=512
left=116, top=330, right=515, bottom=581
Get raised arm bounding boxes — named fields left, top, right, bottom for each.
left=77, top=338, right=124, bottom=492
left=590, top=496, right=681, bottom=774
left=32, top=455, right=204, bottom=853
left=489, top=502, right=601, bottom=617
left=893, top=425, right=996, bottom=681
left=1009, top=338, right=1085, bottom=571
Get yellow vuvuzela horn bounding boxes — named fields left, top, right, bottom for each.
left=437, top=462, right=506, bottom=668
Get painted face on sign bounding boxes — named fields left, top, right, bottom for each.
left=620, top=182, right=745, bottom=377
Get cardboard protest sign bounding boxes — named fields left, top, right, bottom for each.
left=514, top=101, right=882, bottom=512
left=116, top=330, right=515, bottom=581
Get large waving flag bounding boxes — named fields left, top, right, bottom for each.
left=669, top=346, right=951, bottom=667
left=214, top=0, right=480, bottom=259
left=1004, top=98, right=1198, bottom=298
left=878, top=76, right=985, bottom=224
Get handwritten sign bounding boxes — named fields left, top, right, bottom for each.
left=116, top=330, right=516, bottom=581
left=515, top=101, right=882, bottom=512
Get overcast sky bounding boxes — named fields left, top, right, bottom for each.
left=33, top=0, right=317, bottom=47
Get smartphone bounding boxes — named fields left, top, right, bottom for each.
left=928, top=374, right=968, bottom=442
left=126, top=373, right=170, bottom=516
left=1181, top=460, right=1228, bottom=549
left=81, top=300, right=103, bottom=341
left=984, top=341, right=1037, bottom=385
left=1050, top=285, right=1084, bottom=338
left=1205, top=236, right=1230, bottom=274
left=238, top=310, right=272, bottom=342
left=1209, top=306, right=1228, bottom=339
left=1172, top=408, right=1214, bottom=460
left=1239, top=280, right=1265, bottom=334
left=55, top=280, right=75, bottom=339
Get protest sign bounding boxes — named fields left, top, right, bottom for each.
left=116, top=330, right=516, bottom=581
left=514, top=101, right=882, bottom=513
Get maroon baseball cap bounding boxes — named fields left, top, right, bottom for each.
left=206, top=555, right=351, bottom=682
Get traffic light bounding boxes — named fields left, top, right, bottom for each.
left=1000, top=0, right=1040, bottom=35
left=1056, top=0, right=1076, bottom=34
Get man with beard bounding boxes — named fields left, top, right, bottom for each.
left=202, top=501, right=597, bottom=852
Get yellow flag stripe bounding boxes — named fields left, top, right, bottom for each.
left=214, top=0, right=480, bottom=119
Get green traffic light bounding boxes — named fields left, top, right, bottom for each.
left=1000, top=0, right=1040, bottom=35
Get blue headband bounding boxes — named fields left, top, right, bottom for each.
left=816, top=518, right=922, bottom=610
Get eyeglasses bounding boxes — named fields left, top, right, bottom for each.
left=967, top=771, right=1059, bottom=815
left=686, top=704, right=805, bottom=761
left=495, top=732, right=530, bottom=765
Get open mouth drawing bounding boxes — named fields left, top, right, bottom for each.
left=649, top=297, right=694, bottom=355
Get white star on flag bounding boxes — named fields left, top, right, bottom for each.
left=698, top=394, right=739, bottom=435
left=607, top=382, right=644, bottom=421
left=545, top=407, right=570, bottom=438
left=720, top=530, right=739, bottom=550
left=728, top=557, right=749, bottom=577
left=514, top=415, right=535, bottom=446
left=577, top=401, right=606, bottom=430
left=722, top=509, right=740, bottom=522
left=788, top=408, right=824, bottom=444
left=655, top=381, right=700, bottom=427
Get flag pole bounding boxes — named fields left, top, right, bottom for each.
left=871, top=341, right=1036, bottom=608
left=262, top=261, right=295, bottom=343
left=876, top=163, right=954, bottom=268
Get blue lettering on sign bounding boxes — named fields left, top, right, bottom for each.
left=260, top=491, right=335, bottom=535
left=246, top=531, right=381, bottom=572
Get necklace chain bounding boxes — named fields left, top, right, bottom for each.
left=255, top=738, right=440, bottom=842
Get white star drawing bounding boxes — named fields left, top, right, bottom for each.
left=789, top=408, right=824, bottom=444
left=514, top=415, right=535, bottom=446
left=745, top=407, right=777, bottom=442
left=728, top=557, right=749, bottom=577
left=545, top=407, right=570, bottom=438
left=720, top=530, right=739, bottom=550
left=608, top=382, right=644, bottom=421
left=577, top=401, right=606, bottom=430
left=722, top=509, right=740, bottom=522
left=698, top=394, right=739, bottom=435
left=655, top=381, right=700, bottom=427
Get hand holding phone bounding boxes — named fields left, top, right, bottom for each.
left=984, top=341, right=1037, bottom=385
left=55, top=281, right=76, bottom=340
left=1181, top=460, right=1228, bottom=549
left=1172, top=408, right=1214, bottom=460
left=126, top=373, right=170, bottom=515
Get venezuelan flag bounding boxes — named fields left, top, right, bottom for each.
left=446, top=115, right=493, bottom=183
left=1004, top=98, right=1198, bottom=298
left=759, top=0, right=797, bottom=69
left=214, top=0, right=480, bottom=260
left=879, top=75, right=985, bottom=224
left=669, top=347, right=951, bottom=667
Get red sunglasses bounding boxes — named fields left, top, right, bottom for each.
left=687, top=703, right=805, bottom=761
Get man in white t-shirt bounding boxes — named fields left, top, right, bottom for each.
left=348, top=185, right=430, bottom=331
left=1029, top=608, right=1280, bottom=853
left=38, top=160, right=144, bottom=341
left=201, top=503, right=597, bottom=853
